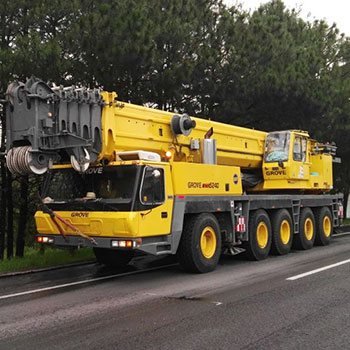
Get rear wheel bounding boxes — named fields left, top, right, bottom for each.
left=244, top=209, right=272, bottom=260
left=93, top=248, right=134, bottom=268
left=271, top=209, right=293, bottom=255
left=293, top=207, right=315, bottom=250
left=315, top=207, right=333, bottom=246
left=177, top=213, right=222, bottom=273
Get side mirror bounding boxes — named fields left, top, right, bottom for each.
left=278, top=160, right=285, bottom=169
left=152, top=169, right=161, bottom=179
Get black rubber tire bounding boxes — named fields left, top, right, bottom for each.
left=314, top=207, right=333, bottom=246
left=177, top=213, right=222, bottom=273
left=293, top=207, right=315, bottom=250
left=93, top=248, right=134, bottom=268
left=271, top=209, right=293, bottom=255
left=243, top=209, right=272, bottom=260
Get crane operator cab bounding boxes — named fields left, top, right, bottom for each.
left=259, top=130, right=334, bottom=191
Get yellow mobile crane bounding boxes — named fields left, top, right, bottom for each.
left=6, top=78, right=343, bottom=273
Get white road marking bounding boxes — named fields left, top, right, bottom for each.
left=286, top=259, right=350, bottom=281
left=1, top=232, right=349, bottom=300
left=0, top=263, right=177, bottom=301
left=333, top=232, right=350, bottom=237
left=212, top=301, right=223, bottom=306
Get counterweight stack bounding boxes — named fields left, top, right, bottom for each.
left=6, top=77, right=103, bottom=175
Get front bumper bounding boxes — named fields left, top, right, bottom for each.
left=35, top=234, right=174, bottom=256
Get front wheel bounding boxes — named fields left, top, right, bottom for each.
left=93, top=248, right=134, bottom=268
left=177, top=213, right=222, bottom=273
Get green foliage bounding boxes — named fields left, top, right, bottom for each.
left=0, top=0, right=80, bottom=92
left=66, top=0, right=224, bottom=109
left=210, top=1, right=349, bottom=134
left=0, top=247, right=94, bottom=274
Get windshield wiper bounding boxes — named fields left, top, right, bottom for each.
left=46, top=197, right=130, bottom=211
left=43, top=198, right=76, bottom=205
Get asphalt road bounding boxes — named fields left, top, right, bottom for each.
left=1, top=233, right=350, bottom=350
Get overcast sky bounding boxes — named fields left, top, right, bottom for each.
left=224, top=0, right=350, bottom=35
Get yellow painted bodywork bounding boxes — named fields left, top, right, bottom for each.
left=171, top=162, right=242, bottom=195
left=99, top=92, right=266, bottom=169
left=35, top=203, right=173, bottom=239
left=96, top=96, right=333, bottom=192
left=36, top=162, right=174, bottom=238
left=36, top=161, right=243, bottom=238
left=253, top=131, right=333, bottom=192
left=35, top=95, right=335, bottom=242
left=35, top=211, right=140, bottom=237
left=309, top=154, right=333, bottom=190
left=137, top=163, right=174, bottom=237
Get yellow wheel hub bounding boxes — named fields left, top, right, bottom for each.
left=323, top=216, right=331, bottom=237
left=256, top=222, right=268, bottom=249
left=280, top=220, right=291, bottom=245
left=200, top=226, right=217, bottom=259
left=304, top=218, right=314, bottom=241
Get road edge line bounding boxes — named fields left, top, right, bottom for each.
left=0, top=263, right=178, bottom=301
left=286, top=258, right=350, bottom=281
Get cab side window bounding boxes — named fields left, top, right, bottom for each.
left=293, top=137, right=307, bottom=162
left=301, top=138, right=307, bottom=162
left=140, top=167, right=165, bottom=205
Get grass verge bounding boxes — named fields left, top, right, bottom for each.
left=0, top=246, right=95, bottom=275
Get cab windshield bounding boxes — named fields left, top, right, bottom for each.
left=41, top=165, right=141, bottom=211
left=264, top=131, right=290, bottom=162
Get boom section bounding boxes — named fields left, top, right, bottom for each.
left=99, top=92, right=266, bottom=168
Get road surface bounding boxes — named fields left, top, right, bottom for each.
left=0, top=233, right=350, bottom=349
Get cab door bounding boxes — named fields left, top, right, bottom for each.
left=137, top=164, right=173, bottom=237
left=289, top=134, right=310, bottom=181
